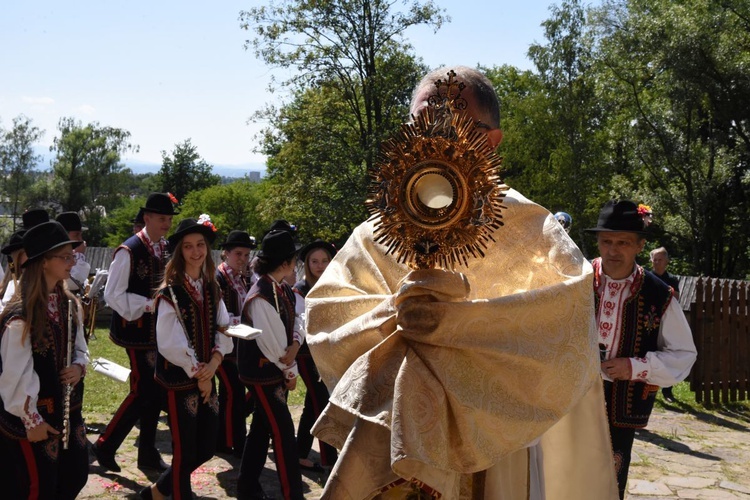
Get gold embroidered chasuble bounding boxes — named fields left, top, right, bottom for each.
left=306, top=189, right=618, bottom=499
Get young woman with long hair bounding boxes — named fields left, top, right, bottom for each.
left=140, top=216, right=234, bottom=500
left=237, top=229, right=305, bottom=500
left=0, top=221, right=89, bottom=499
left=292, top=239, right=338, bottom=472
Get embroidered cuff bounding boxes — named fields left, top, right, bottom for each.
left=22, top=411, right=44, bottom=431
left=144, top=299, right=155, bottom=314
left=229, top=315, right=241, bottom=326
left=631, top=357, right=649, bottom=381
left=75, top=362, right=87, bottom=378
left=282, top=363, right=298, bottom=380
left=211, top=346, right=224, bottom=362
left=292, top=331, right=303, bottom=345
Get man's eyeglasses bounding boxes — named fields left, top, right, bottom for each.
left=50, top=254, right=76, bottom=263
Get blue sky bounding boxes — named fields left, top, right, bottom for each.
left=0, top=0, right=571, bottom=170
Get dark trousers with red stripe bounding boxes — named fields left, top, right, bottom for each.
left=296, top=355, right=337, bottom=466
left=154, top=384, right=219, bottom=499
left=6, top=410, right=88, bottom=499
left=216, top=359, right=247, bottom=453
left=237, top=382, right=303, bottom=500
left=95, top=348, right=163, bottom=458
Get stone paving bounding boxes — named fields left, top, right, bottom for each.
left=626, top=400, right=750, bottom=499
left=79, top=400, right=750, bottom=499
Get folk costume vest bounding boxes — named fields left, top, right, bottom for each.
left=216, top=264, right=248, bottom=361
left=109, top=233, right=166, bottom=349
left=154, top=280, right=219, bottom=391
left=594, top=260, right=672, bottom=428
left=238, top=275, right=295, bottom=386
left=0, top=295, right=83, bottom=439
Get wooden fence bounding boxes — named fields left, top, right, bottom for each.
left=688, top=277, right=750, bottom=405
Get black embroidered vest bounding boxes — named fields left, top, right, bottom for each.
left=0, top=297, right=83, bottom=440
left=109, top=234, right=166, bottom=349
left=238, top=275, right=295, bottom=386
left=154, top=281, right=218, bottom=391
left=594, top=261, right=672, bottom=428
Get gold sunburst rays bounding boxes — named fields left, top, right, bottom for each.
left=366, top=105, right=508, bottom=270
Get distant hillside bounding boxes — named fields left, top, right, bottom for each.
left=33, top=148, right=265, bottom=179
left=125, top=160, right=266, bottom=179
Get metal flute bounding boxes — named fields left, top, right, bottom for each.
left=62, top=299, right=74, bottom=450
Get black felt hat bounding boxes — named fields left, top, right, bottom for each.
left=22, top=209, right=50, bottom=229
left=141, top=193, right=180, bottom=215
left=268, top=219, right=296, bottom=234
left=1, top=229, right=27, bottom=256
left=22, top=221, right=83, bottom=267
left=168, top=217, right=217, bottom=248
left=56, top=211, right=88, bottom=232
left=257, top=230, right=297, bottom=268
left=585, top=200, right=649, bottom=236
left=299, top=239, right=336, bottom=263
left=132, top=208, right=145, bottom=225
left=221, top=230, right=257, bottom=249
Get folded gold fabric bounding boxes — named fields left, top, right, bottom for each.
left=307, top=189, right=618, bottom=499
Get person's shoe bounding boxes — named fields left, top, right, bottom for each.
left=91, top=442, right=121, bottom=472
left=139, top=485, right=154, bottom=500
left=662, top=387, right=677, bottom=403
left=299, top=459, right=325, bottom=473
left=137, top=448, right=169, bottom=472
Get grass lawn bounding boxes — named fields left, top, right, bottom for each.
left=83, top=327, right=307, bottom=421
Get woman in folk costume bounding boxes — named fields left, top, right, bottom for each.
left=0, top=221, right=89, bottom=499
left=215, top=230, right=257, bottom=456
left=237, top=229, right=305, bottom=500
left=292, top=239, right=338, bottom=472
left=141, top=215, right=234, bottom=500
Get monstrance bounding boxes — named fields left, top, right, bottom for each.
left=365, top=70, right=508, bottom=270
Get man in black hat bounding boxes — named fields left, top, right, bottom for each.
left=93, top=193, right=178, bottom=472
left=586, top=199, right=696, bottom=499
left=56, top=212, right=90, bottom=293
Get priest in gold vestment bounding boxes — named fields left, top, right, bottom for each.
left=305, top=66, right=618, bottom=500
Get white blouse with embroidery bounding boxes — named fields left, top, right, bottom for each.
left=103, top=229, right=165, bottom=319
left=596, top=265, right=696, bottom=387
left=155, top=277, right=233, bottom=379
left=245, top=277, right=306, bottom=380
left=0, top=297, right=89, bottom=431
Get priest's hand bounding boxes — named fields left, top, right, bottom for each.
left=395, top=269, right=470, bottom=336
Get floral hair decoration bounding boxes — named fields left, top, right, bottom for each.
left=638, top=204, right=653, bottom=227
left=168, top=192, right=179, bottom=205
left=197, top=213, right=217, bottom=232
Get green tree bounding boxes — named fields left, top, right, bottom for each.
left=49, top=118, right=138, bottom=213
left=241, top=0, right=441, bottom=240
left=159, top=139, right=220, bottom=202
left=102, top=196, right=146, bottom=247
left=520, top=0, right=610, bottom=256
left=591, top=0, right=750, bottom=277
left=0, top=115, right=44, bottom=231
left=176, top=180, right=268, bottom=246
